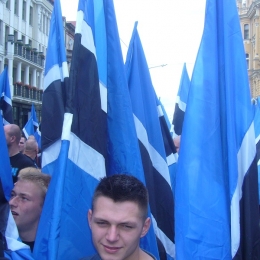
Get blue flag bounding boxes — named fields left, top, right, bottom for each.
left=98, top=2, right=159, bottom=258
left=175, top=0, right=260, bottom=259
left=158, top=97, right=172, bottom=132
left=0, top=67, right=13, bottom=125
left=171, top=63, right=190, bottom=137
left=33, top=123, right=41, bottom=150
left=254, top=97, right=260, bottom=204
left=0, top=114, right=34, bottom=259
left=22, top=104, right=39, bottom=139
left=125, top=21, right=176, bottom=260
left=35, top=0, right=161, bottom=258
left=34, top=0, right=105, bottom=258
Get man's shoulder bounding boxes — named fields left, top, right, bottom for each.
left=10, top=153, right=36, bottom=167
left=143, top=249, right=157, bottom=260
left=81, top=255, right=101, bottom=260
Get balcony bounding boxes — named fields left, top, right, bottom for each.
left=238, top=7, right=249, bottom=15
left=14, top=42, right=45, bottom=67
left=13, top=83, right=43, bottom=104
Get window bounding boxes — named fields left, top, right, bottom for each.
left=46, top=18, right=49, bottom=35
left=29, top=73, right=32, bottom=86
left=29, top=6, right=33, bottom=25
left=5, top=26, right=9, bottom=43
left=14, top=31, right=18, bottom=42
left=6, top=0, right=10, bottom=9
left=13, top=67, right=17, bottom=84
left=21, top=70, right=24, bottom=83
left=22, top=35, right=25, bottom=44
left=0, top=20, right=3, bottom=45
left=246, top=53, right=249, bottom=69
left=22, top=1, right=26, bottom=21
left=244, top=24, right=249, bottom=40
left=29, top=39, right=32, bottom=47
left=43, top=15, right=45, bottom=34
left=14, top=0, right=19, bottom=15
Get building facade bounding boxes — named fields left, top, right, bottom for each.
left=237, top=0, right=260, bottom=97
left=0, top=0, right=75, bottom=129
left=0, top=0, right=54, bottom=128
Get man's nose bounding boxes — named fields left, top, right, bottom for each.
left=9, top=196, right=18, bottom=207
left=106, top=225, right=119, bottom=242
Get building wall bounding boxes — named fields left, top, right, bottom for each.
left=0, top=0, right=53, bottom=128
left=0, top=0, right=75, bottom=128
left=238, top=0, right=260, bottom=97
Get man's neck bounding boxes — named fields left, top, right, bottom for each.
left=19, top=229, right=36, bottom=243
left=139, top=249, right=154, bottom=260
left=8, top=146, right=20, bottom=157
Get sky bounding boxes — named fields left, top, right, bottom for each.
left=60, top=0, right=206, bottom=119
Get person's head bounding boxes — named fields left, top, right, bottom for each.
left=19, top=136, right=26, bottom=153
left=9, top=167, right=51, bottom=242
left=4, top=124, right=21, bottom=151
left=173, top=135, right=181, bottom=153
left=88, top=174, right=151, bottom=260
left=24, top=138, right=38, bottom=160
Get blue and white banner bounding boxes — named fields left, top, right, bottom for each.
left=0, top=67, right=13, bottom=125
left=125, top=22, right=176, bottom=260
left=22, top=104, right=39, bottom=139
left=175, top=0, right=260, bottom=259
left=171, top=63, right=190, bottom=138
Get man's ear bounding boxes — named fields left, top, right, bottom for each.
left=88, top=209, right=93, bottom=229
left=11, top=135, right=16, bottom=143
left=140, top=217, right=151, bottom=238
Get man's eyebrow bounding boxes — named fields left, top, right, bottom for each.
left=120, top=221, right=136, bottom=226
left=93, top=217, right=108, bottom=222
left=14, top=192, right=31, bottom=197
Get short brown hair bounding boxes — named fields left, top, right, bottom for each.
left=92, top=174, right=149, bottom=220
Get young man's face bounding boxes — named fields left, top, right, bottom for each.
left=9, top=180, right=43, bottom=240
left=19, top=137, right=26, bottom=152
left=88, top=196, right=150, bottom=260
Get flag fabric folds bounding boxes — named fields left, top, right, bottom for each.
left=99, top=2, right=159, bottom=258
left=158, top=98, right=172, bottom=132
left=34, top=0, right=157, bottom=258
left=171, top=63, right=190, bottom=137
left=175, top=0, right=260, bottom=259
left=0, top=114, right=33, bottom=259
left=254, top=97, right=260, bottom=204
left=0, top=67, right=13, bottom=125
left=125, top=21, right=176, bottom=260
left=22, top=104, right=39, bottom=139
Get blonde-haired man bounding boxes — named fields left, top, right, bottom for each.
left=9, top=167, right=51, bottom=251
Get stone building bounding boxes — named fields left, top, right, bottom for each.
left=1, top=0, right=75, bottom=129
left=237, top=0, right=260, bottom=97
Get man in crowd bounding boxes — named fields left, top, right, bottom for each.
left=173, top=135, right=181, bottom=153
left=4, top=124, right=36, bottom=183
left=83, top=174, right=155, bottom=260
left=19, top=136, right=26, bottom=153
left=23, top=138, right=39, bottom=168
left=9, top=167, right=51, bottom=252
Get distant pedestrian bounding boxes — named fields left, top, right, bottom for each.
left=19, top=136, right=26, bottom=153
left=4, top=124, right=36, bottom=183
left=24, top=138, right=39, bottom=168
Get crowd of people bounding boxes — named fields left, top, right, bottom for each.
left=3, top=123, right=164, bottom=259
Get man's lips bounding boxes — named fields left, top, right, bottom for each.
left=103, top=245, right=122, bottom=254
left=11, top=211, right=18, bottom=216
